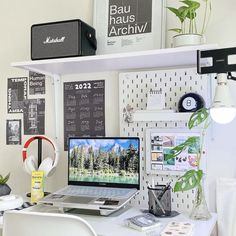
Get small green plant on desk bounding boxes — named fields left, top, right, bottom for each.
left=0, top=173, right=11, bottom=196
left=165, top=108, right=211, bottom=220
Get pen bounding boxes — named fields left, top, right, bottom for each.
left=157, top=181, right=172, bottom=201
left=151, top=179, right=155, bottom=188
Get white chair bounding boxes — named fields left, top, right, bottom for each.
left=2, top=211, right=97, bottom=236
left=216, top=178, right=236, bottom=236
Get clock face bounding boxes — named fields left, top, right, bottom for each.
left=178, top=93, right=205, bottom=112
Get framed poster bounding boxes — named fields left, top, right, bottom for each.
left=93, top=0, right=166, bottom=54
left=6, top=119, right=22, bottom=145
left=7, top=77, right=27, bottom=113
left=146, top=128, right=203, bottom=175
left=29, top=71, right=45, bottom=95
left=23, top=99, right=45, bottom=135
left=64, top=80, right=105, bottom=150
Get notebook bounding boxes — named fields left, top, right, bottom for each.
left=40, top=137, right=140, bottom=215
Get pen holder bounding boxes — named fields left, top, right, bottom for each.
left=148, top=185, right=171, bottom=217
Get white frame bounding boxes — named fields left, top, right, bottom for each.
left=93, top=0, right=166, bottom=55
left=145, top=128, right=206, bottom=176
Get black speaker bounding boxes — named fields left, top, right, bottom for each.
left=31, top=19, right=97, bottom=60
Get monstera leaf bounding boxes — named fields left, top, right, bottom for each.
left=188, top=108, right=209, bottom=129
left=174, top=169, right=203, bottom=192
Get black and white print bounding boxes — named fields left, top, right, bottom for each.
left=94, top=0, right=165, bottom=54
left=7, top=77, right=27, bottom=113
left=6, top=119, right=21, bottom=145
left=23, top=99, right=45, bottom=135
left=29, top=71, right=46, bottom=95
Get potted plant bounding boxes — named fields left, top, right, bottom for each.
left=167, top=0, right=212, bottom=47
left=166, top=108, right=211, bottom=220
left=0, top=173, right=11, bottom=196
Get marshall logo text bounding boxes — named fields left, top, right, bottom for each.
left=43, top=36, right=65, bottom=44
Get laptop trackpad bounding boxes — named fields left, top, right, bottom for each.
left=63, top=196, right=95, bottom=204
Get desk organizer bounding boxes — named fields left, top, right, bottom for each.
left=148, top=185, right=171, bottom=217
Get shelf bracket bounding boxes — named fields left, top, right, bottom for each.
left=52, top=74, right=61, bottom=141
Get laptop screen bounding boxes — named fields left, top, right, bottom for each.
left=68, top=137, right=140, bottom=189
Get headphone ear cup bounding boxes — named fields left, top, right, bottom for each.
left=38, top=157, right=53, bottom=177
left=24, top=155, right=37, bottom=175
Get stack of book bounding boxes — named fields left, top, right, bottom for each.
left=126, top=213, right=162, bottom=231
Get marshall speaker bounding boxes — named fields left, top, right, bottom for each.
left=31, top=19, right=97, bottom=60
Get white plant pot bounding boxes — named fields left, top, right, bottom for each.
left=172, top=34, right=205, bottom=47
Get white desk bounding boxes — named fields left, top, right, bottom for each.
left=0, top=204, right=217, bottom=236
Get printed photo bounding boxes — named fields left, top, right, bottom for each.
left=151, top=163, right=163, bottom=170
left=6, top=119, right=21, bottom=145
left=151, top=152, right=163, bottom=162
left=163, top=148, right=175, bottom=164
left=162, top=136, right=175, bottom=147
left=151, top=144, right=163, bottom=152
left=188, top=154, right=198, bottom=168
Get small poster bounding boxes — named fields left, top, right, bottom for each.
left=23, top=99, right=45, bottom=135
left=7, top=77, right=27, bottom=113
left=64, top=80, right=105, bottom=150
left=6, top=119, right=22, bottom=145
left=93, top=0, right=165, bottom=54
left=29, top=71, right=46, bottom=95
left=146, top=128, right=201, bottom=174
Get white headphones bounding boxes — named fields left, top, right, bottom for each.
left=22, top=136, right=59, bottom=177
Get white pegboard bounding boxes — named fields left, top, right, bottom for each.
left=119, top=67, right=211, bottom=213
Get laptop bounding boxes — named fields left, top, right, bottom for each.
left=40, top=137, right=140, bottom=215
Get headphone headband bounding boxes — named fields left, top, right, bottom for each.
left=22, top=136, right=59, bottom=167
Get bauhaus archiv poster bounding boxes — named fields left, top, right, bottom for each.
left=94, top=0, right=165, bottom=54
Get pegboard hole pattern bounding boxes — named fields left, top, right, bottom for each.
left=119, top=68, right=210, bottom=213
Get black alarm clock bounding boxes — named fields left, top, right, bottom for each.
left=178, top=93, right=205, bottom=112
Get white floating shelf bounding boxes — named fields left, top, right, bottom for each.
left=11, top=44, right=217, bottom=76
left=133, top=110, right=192, bottom=122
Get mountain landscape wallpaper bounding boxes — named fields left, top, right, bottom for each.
left=69, top=138, right=139, bottom=184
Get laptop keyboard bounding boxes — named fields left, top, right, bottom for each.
left=58, top=186, right=133, bottom=199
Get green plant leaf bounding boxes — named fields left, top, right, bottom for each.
left=188, top=108, right=209, bottom=129
left=168, top=28, right=182, bottom=33
left=181, top=0, right=200, bottom=9
left=0, top=173, right=10, bottom=185
left=167, top=7, right=187, bottom=23
left=178, top=6, right=189, bottom=22
left=180, top=1, right=200, bottom=20
left=174, top=169, right=203, bottom=192
left=167, top=7, right=181, bottom=18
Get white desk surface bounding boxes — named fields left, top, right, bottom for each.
left=0, top=204, right=217, bottom=236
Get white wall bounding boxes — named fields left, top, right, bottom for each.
left=0, top=0, right=96, bottom=195
left=1, top=0, right=236, bottom=214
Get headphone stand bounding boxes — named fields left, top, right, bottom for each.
left=26, top=138, right=46, bottom=199
left=37, top=137, right=42, bottom=169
